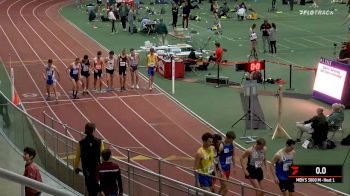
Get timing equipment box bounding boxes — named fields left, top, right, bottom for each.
left=205, top=75, right=230, bottom=85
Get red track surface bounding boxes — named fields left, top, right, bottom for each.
left=0, top=0, right=338, bottom=195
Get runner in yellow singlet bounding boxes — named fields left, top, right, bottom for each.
left=146, top=48, right=158, bottom=91
left=194, top=133, right=215, bottom=193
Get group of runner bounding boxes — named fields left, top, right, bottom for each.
left=43, top=48, right=159, bottom=100
left=195, top=132, right=296, bottom=196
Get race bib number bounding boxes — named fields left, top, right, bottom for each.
left=208, top=164, right=214, bottom=174
left=255, top=161, right=262, bottom=169
left=120, top=62, right=126, bottom=67
left=72, top=69, right=79, bottom=74
left=47, top=70, right=52, bottom=76
left=83, top=65, right=89, bottom=72
left=224, top=148, right=230, bottom=153
left=283, top=163, right=291, bottom=171
left=96, top=64, right=102, bottom=69
left=225, top=156, right=232, bottom=165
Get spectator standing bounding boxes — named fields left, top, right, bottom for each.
left=128, top=9, right=135, bottom=34
left=260, top=19, right=271, bottom=53
left=96, top=149, right=123, bottom=196
left=23, top=147, right=42, bottom=196
left=250, top=24, right=258, bottom=58
left=288, top=0, right=294, bottom=10
left=171, top=1, right=179, bottom=29
left=155, top=19, right=169, bottom=46
left=269, top=23, right=277, bottom=55
left=74, top=122, right=105, bottom=196
left=119, top=3, right=129, bottom=31
left=182, top=0, right=191, bottom=30
left=270, top=139, right=296, bottom=196
left=108, top=8, right=117, bottom=34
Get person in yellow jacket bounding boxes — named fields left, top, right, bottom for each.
left=194, top=132, right=215, bottom=192
left=74, top=122, right=105, bottom=196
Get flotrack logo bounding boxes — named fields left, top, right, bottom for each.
left=299, top=9, right=335, bottom=16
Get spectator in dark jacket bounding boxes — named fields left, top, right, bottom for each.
left=119, top=3, right=129, bottom=31
left=96, top=149, right=123, bottom=196
left=182, top=0, right=191, bottom=29
left=74, top=122, right=105, bottom=196
left=296, top=108, right=328, bottom=144
left=155, top=19, right=168, bottom=45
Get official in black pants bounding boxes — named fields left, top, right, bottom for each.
left=172, top=1, right=179, bottom=29
left=288, top=0, right=293, bottom=10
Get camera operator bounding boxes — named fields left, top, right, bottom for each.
left=337, top=42, right=350, bottom=64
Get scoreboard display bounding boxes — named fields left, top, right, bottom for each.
left=288, top=165, right=343, bottom=183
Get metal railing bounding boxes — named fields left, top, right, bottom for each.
left=0, top=167, right=71, bottom=196
left=0, top=91, right=223, bottom=196
left=41, top=105, right=279, bottom=196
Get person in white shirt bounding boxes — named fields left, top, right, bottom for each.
left=108, top=8, right=117, bottom=34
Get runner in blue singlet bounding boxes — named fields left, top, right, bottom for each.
left=68, top=58, right=81, bottom=99
left=271, top=139, right=296, bottom=196
left=215, top=131, right=236, bottom=195
left=43, top=59, right=60, bottom=101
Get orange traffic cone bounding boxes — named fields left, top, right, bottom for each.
left=12, top=91, right=20, bottom=106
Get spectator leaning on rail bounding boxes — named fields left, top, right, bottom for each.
left=74, top=122, right=105, bottom=196
left=96, top=149, right=123, bottom=196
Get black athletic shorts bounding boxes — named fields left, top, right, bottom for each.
left=97, top=0, right=102, bottom=5
left=106, top=69, right=114, bottom=75
left=119, top=66, right=126, bottom=76
left=279, top=179, right=295, bottom=193
left=81, top=71, right=90, bottom=78
left=94, top=70, right=102, bottom=79
left=246, top=165, right=263, bottom=182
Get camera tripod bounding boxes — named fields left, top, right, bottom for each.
left=232, top=80, right=272, bottom=143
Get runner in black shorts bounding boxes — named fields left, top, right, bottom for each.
left=116, top=48, right=129, bottom=91
left=81, top=55, right=91, bottom=95
left=68, top=58, right=81, bottom=99
left=129, top=48, right=140, bottom=89
left=240, top=138, right=268, bottom=196
left=105, top=51, right=117, bottom=91
left=93, top=51, right=104, bottom=92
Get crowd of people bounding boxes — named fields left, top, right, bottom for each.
left=195, top=132, right=297, bottom=196
left=44, top=48, right=159, bottom=101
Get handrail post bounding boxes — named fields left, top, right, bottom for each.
left=21, top=184, right=25, bottom=196
left=287, top=64, right=295, bottom=91
left=43, top=111, right=46, bottom=125
left=194, top=170, right=198, bottom=196
left=64, top=124, right=69, bottom=183
left=240, top=182, right=245, bottom=196
left=127, top=149, right=131, bottom=196
left=158, top=158, right=162, bottom=196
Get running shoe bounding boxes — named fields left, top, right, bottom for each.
left=136, top=84, right=140, bottom=89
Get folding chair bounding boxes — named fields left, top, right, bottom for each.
left=328, top=125, right=345, bottom=140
